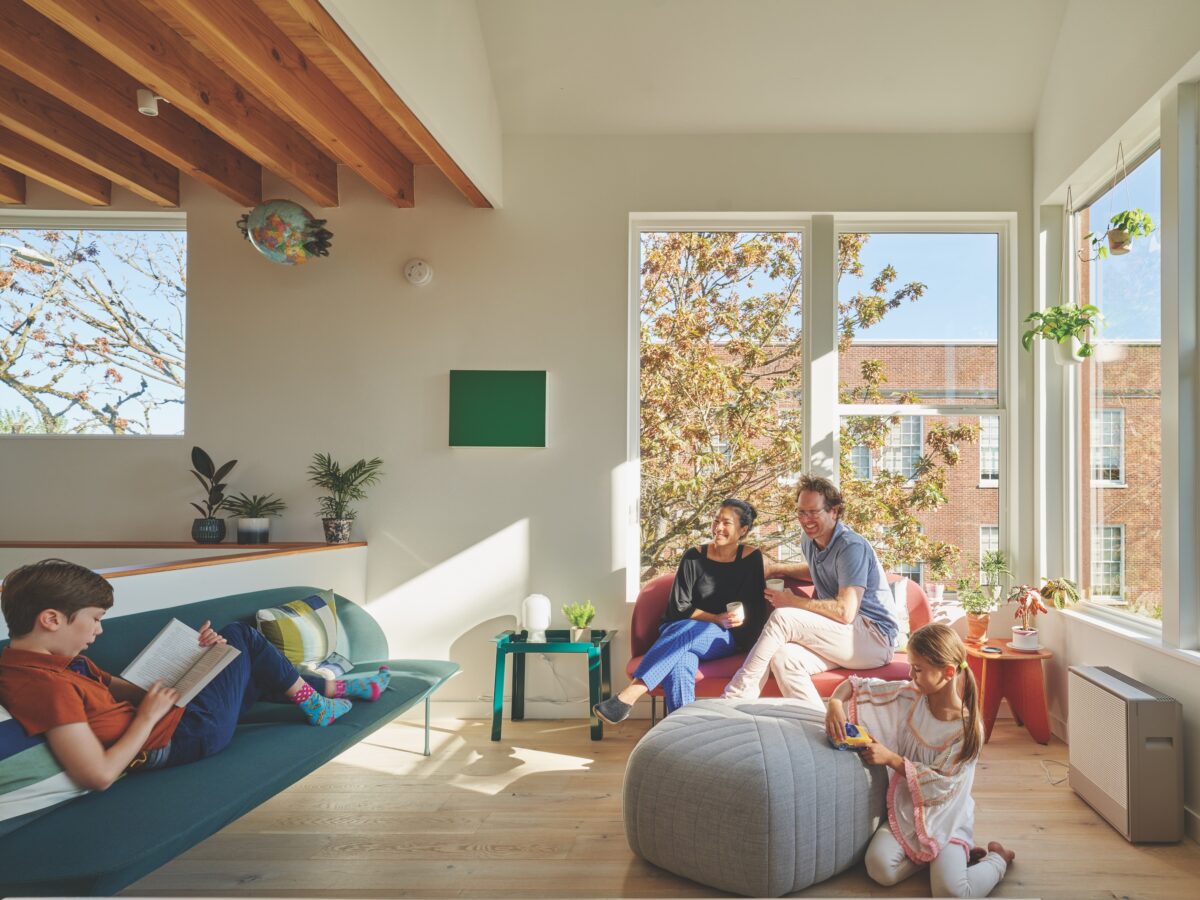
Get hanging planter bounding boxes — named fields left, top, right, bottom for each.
left=1081, top=145, right=1155, bottom=261
left=1022, top=304, right=1103, bottom=365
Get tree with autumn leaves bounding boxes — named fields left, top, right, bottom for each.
left=0, top=229, right=185, bottom=434
left=640, top=230, right=978, bottom=581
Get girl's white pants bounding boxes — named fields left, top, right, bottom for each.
left=864, top=824, right=1008, bottom=898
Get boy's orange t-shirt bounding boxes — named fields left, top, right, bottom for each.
left=0, top=646, right=183, bottom=750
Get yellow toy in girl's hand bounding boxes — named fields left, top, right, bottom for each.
left=830, top=721, right=874, bottom=751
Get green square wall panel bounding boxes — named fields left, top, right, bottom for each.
left=449, top=370, right=546, bottom=447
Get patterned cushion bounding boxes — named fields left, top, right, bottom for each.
left=0, top=702, right=88, bottom=836
left=255, top=590, right=341, bottom=669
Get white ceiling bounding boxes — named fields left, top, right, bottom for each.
left=474, top=0, right=1068, bottom=134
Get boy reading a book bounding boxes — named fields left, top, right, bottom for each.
left=0, top=559, right=391, bottom=790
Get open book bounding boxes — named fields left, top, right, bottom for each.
left=120, top=619, right=241, bottom=707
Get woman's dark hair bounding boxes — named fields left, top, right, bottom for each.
left=719, top=498, right=758, bottom=528
left=1, top=558, right=113, bottom=637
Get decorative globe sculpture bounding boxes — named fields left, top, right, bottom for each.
left=236, top=199, right=333, bottom=266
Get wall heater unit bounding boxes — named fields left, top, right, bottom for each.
left=1067, top=666, right=1183, bottom=842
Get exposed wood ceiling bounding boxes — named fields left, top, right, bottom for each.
left=0, top=0, right=491, bottom=209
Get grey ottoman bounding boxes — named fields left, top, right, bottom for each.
left=623, top=699, right=888, bottom=897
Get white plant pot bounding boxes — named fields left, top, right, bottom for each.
left=1010, top=626, right=1040, bottom=651
left=1054, top=337, right=1086, bottom=366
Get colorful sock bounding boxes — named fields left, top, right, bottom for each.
left=333, top=666, right=390, bottom=702
left=293, top=682, right=351, bottom=727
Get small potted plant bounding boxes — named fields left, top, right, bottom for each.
left=956, top=578, right=995, bottom=644
left=1040, top=577, right=1081, bottom=609
left=1021, top=303, right=1105, bottom=364
left=224, top=493, right=287, bottom=544
left=562, top=601, right=596, bottom=643
left=189, top=446, right=236, bottom=543
left=980, top=550, right=1012, bottom=607
left=1007, top=584, right=1048, bottom=651
left=307, top=452, right=384, bottom=543
left=924, top=554, right=954, bottom=603
left=1085, top=208, right=1155, bottom=259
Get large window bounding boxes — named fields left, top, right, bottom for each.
left=0, top=224, right=186, bottom=435
left=1074, top=149, right=1161, bottom=620
left=880, top=415, right=923, bottom=479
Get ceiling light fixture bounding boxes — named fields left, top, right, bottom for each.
left=136, top=88, right=166, bottom=116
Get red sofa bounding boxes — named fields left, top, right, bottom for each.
left=628, top=572, right=932, bottom=720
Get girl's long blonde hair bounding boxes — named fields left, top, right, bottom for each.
left=907, top=623, right=982, bottom=763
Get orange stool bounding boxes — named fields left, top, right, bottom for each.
left=965, top=639, right=1053, bottom=744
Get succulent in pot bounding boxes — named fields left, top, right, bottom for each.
left=224, top=492, right=287, bottom=545
left=307, top=452, right=384, bottom=543
left=562, top=601, right=597, bottom=643
left=189, top=446, right=237, bottom=543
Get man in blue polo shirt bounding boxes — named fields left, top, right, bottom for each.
left=723, top=474, right=898, bottom=709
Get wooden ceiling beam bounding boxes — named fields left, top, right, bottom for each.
left=272, top=0, right=492, bottom=209
left=0, top=164, right=25, bottom=204
left=156, top=0, right=413, bottom=208
left=0, top=126, right=112, bottom=206
left=0, top=66, right=177, bottom=206
left=0, top=3, right=261, bottom=207
left=25, top=0, right=339, bottom=208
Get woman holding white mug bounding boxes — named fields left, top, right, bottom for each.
left=594, top=499, right=768, bottom=724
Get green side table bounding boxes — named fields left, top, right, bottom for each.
left=491, top=629, right=617, bottom=741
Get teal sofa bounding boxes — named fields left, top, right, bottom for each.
left=0, top=585, right=459, bottom=897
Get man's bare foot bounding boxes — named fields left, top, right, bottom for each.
left=987, top=841, right=1016, bottom=864
left=967, top=846, right=987, bottom=865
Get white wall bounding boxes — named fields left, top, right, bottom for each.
left=321, top=0, right=503, bottom=207
left=1034, top=0, right=1200, bottom=203
left=0, top=132, right=1033, bottom=717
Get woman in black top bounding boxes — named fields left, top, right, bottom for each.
left=594, top=499, right=767, bottom=724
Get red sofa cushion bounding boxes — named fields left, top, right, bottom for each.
left=626, top=567, right=932, bottom=699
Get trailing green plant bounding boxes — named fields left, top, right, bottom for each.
left=189, top=446, right=237, bottom=518
left=307, top=452, right=384, bottom=521
left=980, top=550, right=1012, bottom=586
left=1086, top=208, right=1155, bottom=260
left=1021, top=304, right=1104, bottom=357
left=224, top=493, right=287, bottom=518
left=1040, top=577, right=1081, bottom=609
left=955, top=578, right=994, bottom=615
left=562, top=601, right=596, bottom=629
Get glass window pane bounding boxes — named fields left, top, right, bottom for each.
left=838, top=414, right=1000, bottom=585
left=0, top=227, right=186, bottom=434
left=1075, top=150, right=1161, bottom=621
left=980, top=415, right=1000, bottom=483
left=838, top=232, right=998, bottom=405
left=639, top=231, right=804, bottom=578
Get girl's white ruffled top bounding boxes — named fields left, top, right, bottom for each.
left=848, top=676, right=976, bottom=862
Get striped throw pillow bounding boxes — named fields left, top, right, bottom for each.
left=1, top=702, right=88, bottom=836
left=255, top=590, right=340, bottom=668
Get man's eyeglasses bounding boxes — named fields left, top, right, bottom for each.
left=796, top=507, right=829, bottom=520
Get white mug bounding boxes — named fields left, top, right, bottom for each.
left=726, top=601, right=744, bottom=622
left=765, top=578, right=785, bottom=592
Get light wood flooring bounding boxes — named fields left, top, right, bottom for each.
left=123, top=716, right=1200, bottom=899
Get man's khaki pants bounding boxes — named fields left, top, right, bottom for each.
left=723, top=608, right=894, bottom=710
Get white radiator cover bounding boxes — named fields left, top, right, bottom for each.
left=1067, top=666, right=1183, bottom=843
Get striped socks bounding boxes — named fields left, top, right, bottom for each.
left=293, top=682, right=351, bottom=727
left=334, top=666, right=390, bottom=702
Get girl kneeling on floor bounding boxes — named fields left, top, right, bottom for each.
left=825, top=622, right=1015, bottom=898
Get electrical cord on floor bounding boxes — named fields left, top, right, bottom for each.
left=1040, top=759, right=1069, bottom=786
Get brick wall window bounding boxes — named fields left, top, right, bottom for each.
left=849, top=444, right=872, bottom=480
left=880, top=415, right=922, bottom=479
left=893, top=561, right=923, bottom=584
left=1091, top=525, right=1125, bottom=600
left=1090, top=408, right=1124, bottom=485
left=979, top=525, right=999, bottom=576
left=979, top=415, right=999, bottom=485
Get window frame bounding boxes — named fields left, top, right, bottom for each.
left=1089, top=523, right=1126, bottom=603
left=979, top=414, right=1000, bottom=487
left=1090, top=407, right=1126, bottom=487
left=0, top=210, right=188, bottom=440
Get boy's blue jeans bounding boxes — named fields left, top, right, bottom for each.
left=633, top=619, right=738, bottom=714
left=155, top=623, right=324, bottom=767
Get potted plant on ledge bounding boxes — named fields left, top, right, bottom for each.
left=189, top=446, right=237, bottom=543
left=1040, top=577, right=1081, bottom=610
left=563, top=601, right=596, bottom=643
left=1021, top=303, right=1105, bottom=365
left=307, top=452, right=384, bottom=543
left=224, top=493, right=287, bottom=544
left=980, top=550, right=1012, bottom=608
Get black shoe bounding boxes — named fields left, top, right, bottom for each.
left=593, top=695, right=633, bottom=725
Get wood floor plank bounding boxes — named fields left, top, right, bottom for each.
left=123, top=716, right=1200, bottom=899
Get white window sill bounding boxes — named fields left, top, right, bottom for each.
left=1061, top=607, right=1200, bottom=669
left=977, top=480, right=999, bottom=489
left=1090, top=481, right=1126, bottom=489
